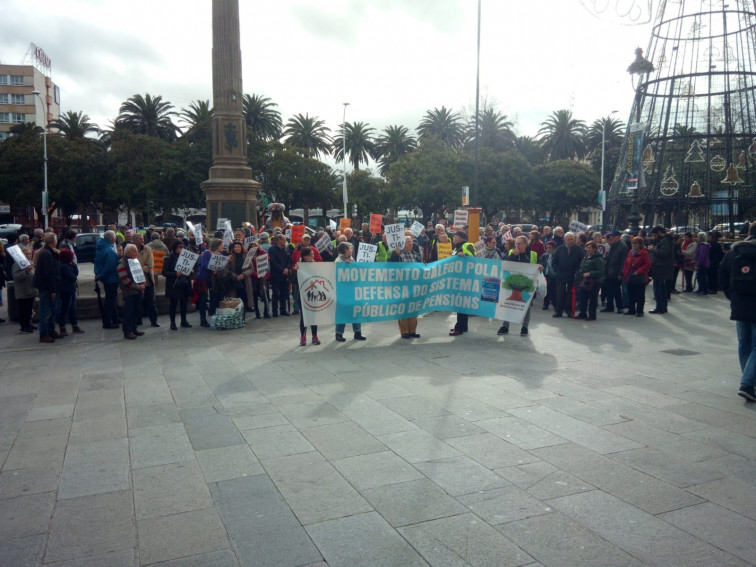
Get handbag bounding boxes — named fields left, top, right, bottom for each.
left=173, top=275, right=191, bottom=290
left=579, top=276, right=593, bottom=291
left=628, top=273, right=645, bottom=286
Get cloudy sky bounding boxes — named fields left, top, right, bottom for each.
left=2, top=0, right=655, bottom=147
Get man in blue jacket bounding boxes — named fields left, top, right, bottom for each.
left=94, top=230, right=120, bottom=329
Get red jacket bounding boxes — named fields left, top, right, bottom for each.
left=622, top=248, right=651, bottom=283
left=291, top=245, right=322, bottom=268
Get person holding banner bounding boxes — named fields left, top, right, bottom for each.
left=498, top=236, right=542, bottom=336
left=334, top=242, right=367, bottom=342
left=449, top=232, right=476, bottom=336
left=118, top=244, right=146, bottom=340
left=389, top=236, right=422, bottom=339
left=162, top=241, right=194, bottom=330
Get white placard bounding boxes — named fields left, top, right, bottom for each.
left=384, top=223, right=405, bottom=251
left=356, top=243, right=377, bottom=262
left=223, top=230, right=233, bottom=248
left=256, top=254, right=269, bottom=278
left=285, top=228, right=292, bottom=240
left=454, top=209, right=469, bottom=230
left=128, top=258, right=146, bottom=284
left=314, top=234, right=330, bottom=252
left=474, top=240, right=486, bottom=257
left=244, top=235, right=257, bottom=248
left=175, top=249, right=199, bottom=276
left=186, top=220, right=195, bottom=232
left=208, top=254, right=229, bottom=271
left=569, top=220, right=588, bottom=233
left=216, top=217, right=229, bottom=231
left=7, top=245, right=30, bottom=269
left=409, top=221, right=424, bottom=237
left=192, top=223, right=203, bottom=247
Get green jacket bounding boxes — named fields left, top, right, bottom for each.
left=578, top=252, right=605, bottom=285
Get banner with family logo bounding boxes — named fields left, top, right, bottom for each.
left=297, top=256, right=539, bottom=326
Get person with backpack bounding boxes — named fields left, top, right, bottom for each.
left=719, top=221, right=756, bottom=402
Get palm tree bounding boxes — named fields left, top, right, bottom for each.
left=282, top=113, right=331, bottom=158
left=243, top=94, right=282, bottom=141
left=417, top=106, right=464, bottom=149
left=115, top=93, right=180, bottom=141
left=9, top=122, right=44, bottom=136
left=179, top=100, right=213, bottom=129
left=375, top=125, right=417, bottom=174
left=332, top=121, right=376, bottom=170
left=48, top=111, right=99, bottom=139
left=538, top=109, right=587, bottom=161
left=466, top=108, right=516, bottom=152
left=584, top=116, right=625, bottom=156
left=514, top=136, right=546, bottom=165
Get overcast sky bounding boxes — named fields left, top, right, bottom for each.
left=2, top=0, right=654, bottom=149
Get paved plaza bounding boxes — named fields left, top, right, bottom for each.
left=0, top=289, right=754, bottom=566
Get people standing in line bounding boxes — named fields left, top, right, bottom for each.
left=670, top=233, right=684, bottom=294
left=162, top=240, right=193, bottom=330
left=648, top=226, right=674, bottom=314
left=389, top=236, right=422, bottom=339
left=694, top=232, right=710, bottom=294
left=622, top=236, right=652, bottom=317
left=334, top=242, right=367, bottom=342
left=118, top=244, right=146, bottom=340
left=718, top=221, right=756, bottom=402
left=575, top=241, right=605, bottom=321
left=12, top=247, right=37, bottom=334
left=449, top=231, right=476, bottom=336
left=245, top=241, right=270, bottom=319
left=601, top=230, right=628, bottom=313
left=56, top=248, right=83, bottom=336
left=551, top=232, right=584, bottom=318
left=196, top=238, right=224, bottom=327
left=268, top=234, right=292, bottom=317
left=498, top=235, right=542, bottom=336
left=540, top=240, right=557, bottom=310
left=94, top=230, right=120, bottom=329
left=32, top=233, right=61, bottom=344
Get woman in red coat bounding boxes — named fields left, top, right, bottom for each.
left=622, top=236, right=652, bottom=317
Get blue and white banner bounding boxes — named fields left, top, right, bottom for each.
left=298, top=257, right=539, bottom=327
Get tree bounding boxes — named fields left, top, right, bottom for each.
left=470, top=148, right=535, bottom=220
left=114, top=93, right=180, bottom=141
left=0, top=125, right=46, bottom=221
left=514, top=136, right=546, bottom=165
left=283, top=113, right=331, bottom=159
left=417, top=106, right=464, bottom=149
left=48, top=111, right=100, bottom=139
left=538, top=109, right=587, bottom=161
left=331, top=121, right=376, bottom=170
left=243, top=94, right=282, bottom=141
left=374, top=125, right=417, bottom=175
left=346, top=169, right=389, bottom=219
left=179, top=100, right=213, bottom=130
left=585, top=116, right=625, bottom=190
left=533, top=160, right=599, bottom=224
left=465, top=107, right=516, bottom=152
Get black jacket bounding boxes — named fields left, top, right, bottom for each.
left=268, top=244, right=291, bottom=280
left=719, top=236, right=756, bottom=323
left=551, top=243, right=584, bottom=282
left=605, top=241, right=629, bottom=279
left=32, top=245, right=59, bottom=293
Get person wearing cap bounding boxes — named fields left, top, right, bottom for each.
left=648, top=226, right=674, bottom=314
left=601, top=230, right=629, bottom=313
left=449, top=231, right=476, bottom=336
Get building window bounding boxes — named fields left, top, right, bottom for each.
left=0, top=76, right=7, bottom=85
left=0, top=113, right=9, bottom=123
left=10, top=75, right=24, bottom=86
left=0, top=94, right=8, bottom=104
left=11, top=113, right=24, bottom=123
left=11, top=94, right=24, bottom=105
left=0, top=132, right=9, bottom=141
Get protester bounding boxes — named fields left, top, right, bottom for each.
left=528, top=231, right=545, bottom=257
left=57, top=248, right=83, bottom=336
left=245, top=241, right=270, bottom=319
left=268, top=234, right=292, bottom=317
left=449, top=231, right=476, bottom=336
left=480, top=236, right=501, bottom=259
left=94, top=230, right=120, bottom=329
left=196, top=238, right=224, bottom=327
left=706, top=231, right=724, bottom=294
left=575, top=241, right=605, bottom=321
left=718, top=221, right=756, bottom=401
left=622, top=236, right=652, bottom=317
left=648, top=226, right=674, bottom=314
left=118, top=244, right=147, bottom=340
left=540, top=240, right=557, bottom=310
left=551, top=231, right=584, bottom=318
left=498, top=235, right=542, bottom=336
left=694, top=232, right=710, bottom=294
left=601, top=230, right=628, bottom=313
left=12, top=247, right=37, bottom=334
left=389, top=236, right=422, bottom=339
left=294, top=247, right=320, bottom=345
left=147, top=232, right=169, bottom=254
left=334, top=242, right=366, bottom=342
left=32, top=233, right=61, bottom=343
left=162, top=240, right=193, bottom=330
left=681, top=231, right=698, bottom=292
left=226, top=241, right=252, bottom=312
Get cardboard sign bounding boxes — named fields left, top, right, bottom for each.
left=437, top=242, right=452, bottom=259
left=285, top=228, right=292, bottom=241
left=175, top=249, right=199, bottom=276
left=152, top=250, right=165, bottom=273
left=291, top=225, right=305, bottom=245
left=369, top=214, right=382, bottom=234
left=409, top=221, right=424, bottom=237
left=569, top=220, right=588, bottom=233
left=384, top=223, right=405, bottom=251
left=256, top=254, right=269, bottom=278
left=128, top=258, right=146, bottom=284
left=6, top=245, right=30, bottom=269
left=192, top=223, right=203, bottom=247
left=216, top=217, right=229, bottom=231
left=244, top=235, right=258, bottom=249
left=340, top=218, right=351, bottom=233
left=474, top=240, right=486, bottom=257
left=356, top=243, right=377, bottom=262
left=314, top=234, right=330, bottom=252
left=454, top=209, right=469, bottom=230
left=208, top=254, right=229, bottom=271
left=223, top=230, right=233, bottom=249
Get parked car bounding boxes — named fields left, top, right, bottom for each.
left=669, top=226, right=701, bottom=235
left=712, top=222, right=750, bottom=235
left=74, top=233, right=103, bottom=263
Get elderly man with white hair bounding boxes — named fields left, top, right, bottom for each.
left=550, top=231, right=585, bottom=318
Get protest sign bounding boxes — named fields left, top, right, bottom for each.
left=569, top=220, right=588, bottom=233
left=437, top=241, right=452, bottom=259
left=340, top=218, right=351, bottom=233
left=356, top=243, right=377, bottom=262
left=208, top=254, right=229, bottom=271
left=175, top=249, right=199, bottom=275
left=223, top=230, right=233, bottom=248
left=152, top=250, right=165, bottom=273
left=409, top=221, right=424, bottom=237
left=474, top=240, right=486, bottom=257
left=314, top=234, right=330, bottom=252
left=454, top=209, right=469, bottom=230
left=192, top=223, right=203, bottom=247
left=384, top=223, right=405, bottom=251
left=128, top=258, right=146, bottom=284
left=244, top=235, right=258, bottom=249
left=291, top=225, right=305, bottom=245
left=369, top=214, right=382, bottom=234
left=6, top=245, right=30, bottom=269
left=285, top=228, right=291, bottom=241
left=256, top=254, right=269, bottom=278
left=216, top=217, right=229, bottom=231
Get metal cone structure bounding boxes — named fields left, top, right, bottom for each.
left=608, top=0, right=756, bottom=232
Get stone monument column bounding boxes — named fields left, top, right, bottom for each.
left=202, top=0, right=260, bottom=231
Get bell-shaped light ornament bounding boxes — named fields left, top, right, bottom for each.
left=721, top=163, right=744, bottom=185
left=687, top=180, right=703, bottom=197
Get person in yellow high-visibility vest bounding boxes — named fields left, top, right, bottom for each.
left=449, top=231, right=476, bottom=336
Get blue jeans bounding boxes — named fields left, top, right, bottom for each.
left=737, top=321, right=756, bottom=389
left=652, top=278, right=668, bottom=311
left=38, top=290, right=56, bottom=337
left=56, top=290, right=78, bottom=327
left=336, top=323, right=361, bottom=335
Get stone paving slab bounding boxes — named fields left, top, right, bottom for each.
left=0, top=291, right=754, bottom=566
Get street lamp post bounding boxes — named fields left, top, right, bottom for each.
left=599, top=110, right=618, bottom=229
left=342, top=102, right=349, bottom=222
left=31, top=90, right=48, bottom=230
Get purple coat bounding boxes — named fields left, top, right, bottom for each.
left=695, top=241, right=710, bottom=269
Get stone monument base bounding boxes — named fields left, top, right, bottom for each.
left=202, top=177, right=260, bottom=231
